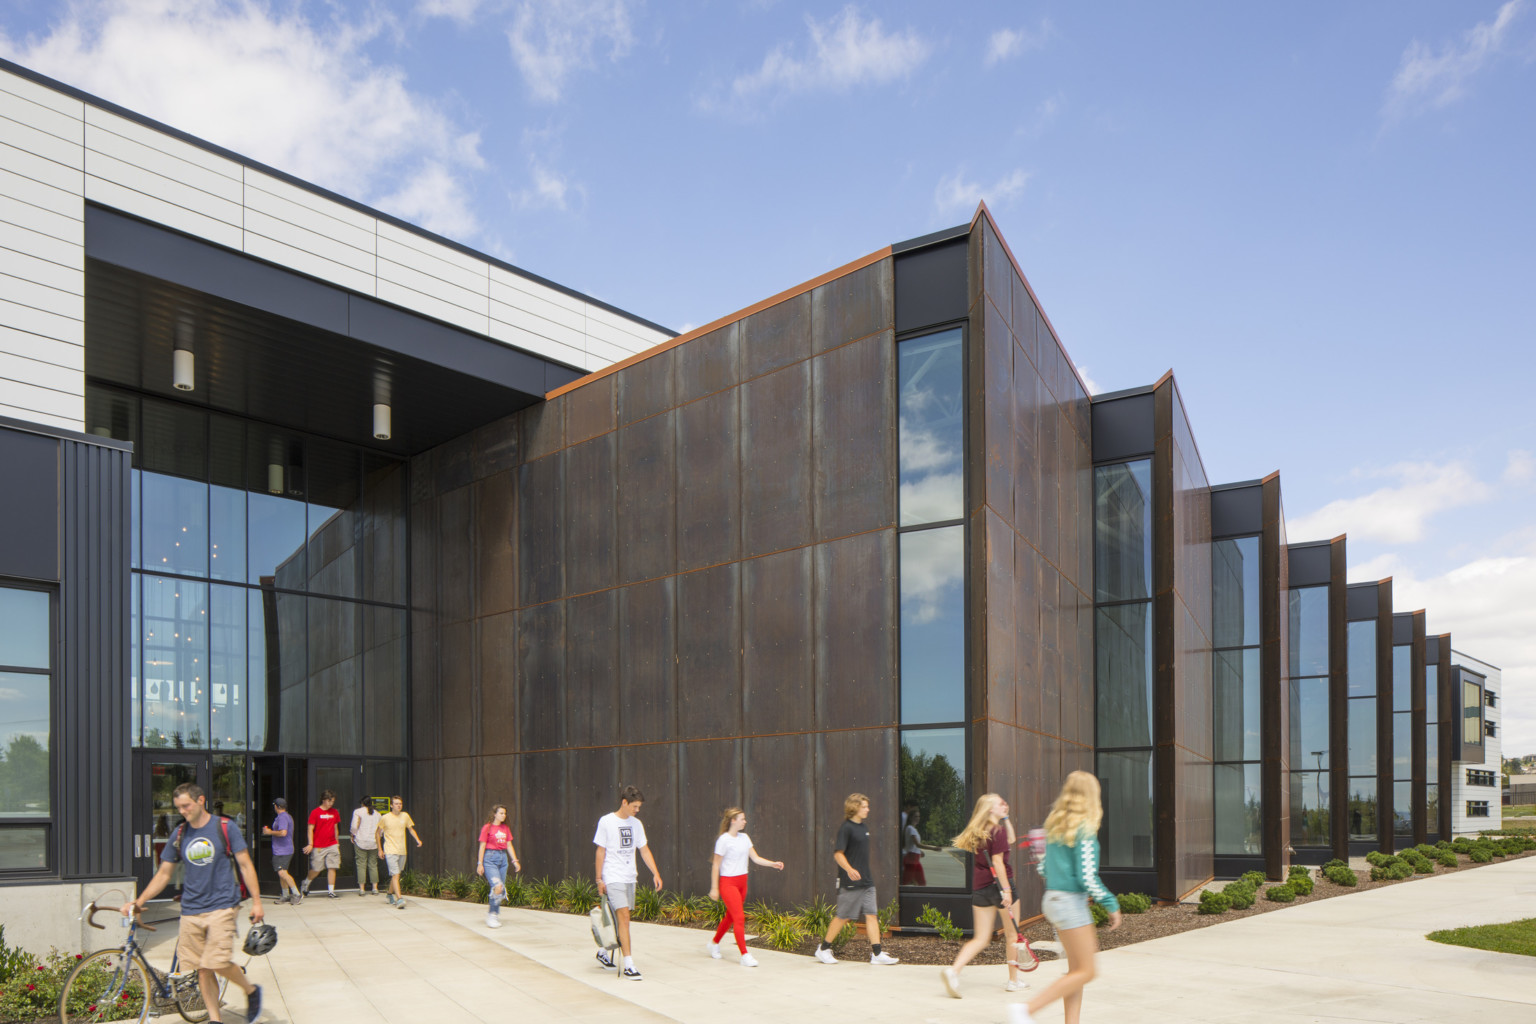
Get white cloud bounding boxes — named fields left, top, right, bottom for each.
left=1285, top=460, right=1491, bottom=545
left=984, top=20, right=1051, bottom=66
left=726, top=6, right=930, bottom=102
left=507, top=0, right=633, bottom=103
left=514, top=161, right=576, bottom=211
left=0, top=0, right=487, bottom=240
left=1075, top=365, right=1100, bottom=396
left=1384, top=0, right=1526, bottom=120
left=1505, top=449, right=1536, bottom=484
left=418, top=0, right=491, bottom=24
left=934, top=167, right=1028, bottom=216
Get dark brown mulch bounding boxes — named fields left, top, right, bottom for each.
left=745, top=930, right=1059, bottom=967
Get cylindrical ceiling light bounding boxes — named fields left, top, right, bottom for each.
left=373, top=403, right=392, bottom=441
left=173, top=316, right=195, bottom=391
left=267, top=463, right=284, bottom=495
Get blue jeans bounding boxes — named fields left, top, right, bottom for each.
left=484, top=850, right=508, bottom=913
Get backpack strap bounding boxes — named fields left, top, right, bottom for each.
left=172, top=822, right=187, bottom=860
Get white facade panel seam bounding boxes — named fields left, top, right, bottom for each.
left=488, top=273, right=586, bottom=332
left=0, top=326, right=84, bottom=371
left=0, top=375, right=86, bottom=411
left=0, top=90, right=81, bottom=145
left=0, top=221, right=84, bottom=271
left=0, top=70, right=86, bottom=118
left=484, top=319, right=583, bottom=368
left=375, top=280, right=489, bottom=335
left=243, top=209, right=375, bottom=275
left=376, top=237, right=489, bottom=298
left=376, top=220, right=489, bottom=278
left=377, top=256, right=488, bottom=318
left=83, top=152, right=242, bottom=228
left=0, top=194, right=85, bottom=245
left=489, top=303, right=586, bottom=350
left=243, top=169, right=375, bottom=233
left=0, top=404, right=81, bottom=432
left=83, top=105, right=242, bottom=182
left=0, top=269, right=84, bottom=320
left=0, top=348, right=82, bottom=393
left=242, top=233, right=376, bottom=296
left=84, top=124, right=241, bottom=203
left=0, top=165, right=84, bottom=220
left=0, top=113, right=84, bottom=169
left=0, top=140, right=86, bottom=197
left=242, top=193, right=375, bottom=258
left=0, top=296, right=85, bottom=343
left=84, top=178, right=243, bottom=251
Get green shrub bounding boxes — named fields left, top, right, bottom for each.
left=1287, top=863, right=1310, bottom=878
left=1321, top=858, right=1346, bottom=872
left=1090, top=901, right=1109, bottom=926
left=1198, top=890, right=1232, bottom=915
left=877, top=898, right=901, bottom=934
left=1322, top=863, right=1358, bottom=886
left=917, top=903, right=965, bottom=941
left=1408, top=855, right=1435, bottom=875
left=746, top=899, right=781, bottom=927
left=470, top=875, right=491, bottom=903
left=0, top=924, right=34, bottom=984
left=1436, top=840, right=1453, bottom=851
left=1119, top=892, right=1152, bottom=915
left=1288, top=873, right=1314, bottom=896
left=558, top=876, right=601, bottom=915
left=762, top=914, right=807, bottom=951
left=1414, top=844, right=1437, bottom=856
left=828, top=920, right=858, bottom=949
left=632, top=886, right=662, bottom=922
left=422, top=873, right=445, bottom=898
left=1437, top=850, right=1459, bottom=868
left=1240, top=870, right=1267, bottom=886
left=1365, top=850, right=1392, bottom=868
left=528, top=876, right=560, bottom=910
left=1469, top=847, right=1492, bottom=863
left=397, top=869, right=422, bottom=895
left=445, top=872, right=474, bottom=899
left=662, top=890, right=702, bottom=925
left=1265, top=883, right=1297, bottom=903
left=1222, top=882, right=1256, bottom=910
left=502, top=874, right=529, bottom=907
left=795, top=894, right=835, bottom=937
left=1370, top=861, right=1413, bottom=881
left=702, top=897, right=727, bottom=928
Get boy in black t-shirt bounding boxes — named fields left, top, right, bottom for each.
left=813, top=793, right=898, bottom=965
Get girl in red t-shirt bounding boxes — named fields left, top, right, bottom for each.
left=476, top=804, right=521, bottom=928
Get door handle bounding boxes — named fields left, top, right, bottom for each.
left=134, top=834, right=142, bottom=857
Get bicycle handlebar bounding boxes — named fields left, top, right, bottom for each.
left=84, top=902, right=155, bottom=931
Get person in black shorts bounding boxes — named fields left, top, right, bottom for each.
left=812, top=793, right=898, bottom=965
left=941, top=793, right=1028, bottom=998
left=261, top=798, right=298, bottom=904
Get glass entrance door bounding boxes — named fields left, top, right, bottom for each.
left=132, top=751, right=208, bottom=897
left=308, top=759, right=362, bottom=890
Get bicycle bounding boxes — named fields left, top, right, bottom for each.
left=57, top=895, right=227, bottom=1024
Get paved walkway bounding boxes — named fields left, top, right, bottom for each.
left=166, top=857, right=1536, bottom=1023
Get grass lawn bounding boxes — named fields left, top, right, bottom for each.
left=1498, top=819, right=1536, bottom=833
left=1506, top=804, right=1535, bottom=817
left=1427, top=918, right=1536, bottom=957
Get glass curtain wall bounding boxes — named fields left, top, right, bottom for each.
left=0, top=584, right=52, bottom=872
left=1346, top=620, right=1378, bottom=842
left=1212, top=535, right=1261, bottom=856
left=1391, top=643, right=1412, bottom=840
left=1287, top=586, right=1330, bottom=847
left=1095, top=459, right=1154, bottom=868
left=1426, top=661, right=1439, bottom=835
left=895, top=327, right=967, bottom=890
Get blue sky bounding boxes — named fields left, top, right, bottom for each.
left=3, top=1, right=1533, bottom=752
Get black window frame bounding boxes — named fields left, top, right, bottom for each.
left=1466, top=801, right=1490, bottom=818
left=0, top=578, right=58, bottom=878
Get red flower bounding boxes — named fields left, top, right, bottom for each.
left=36, top=965, right=44, bottom=971
left=76, top=953, right=83, bottom=959
left=26, top=983, right=35, bottom=991
left=88, top=1006, right=97, bottom=1013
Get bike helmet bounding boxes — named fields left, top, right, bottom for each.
left=243, top=922, right=278, bottom=957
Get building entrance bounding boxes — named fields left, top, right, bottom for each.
left=130, top=751, right=208, bottom=897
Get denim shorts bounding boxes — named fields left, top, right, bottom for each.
left=1041, top=890, right=1092, bottom=931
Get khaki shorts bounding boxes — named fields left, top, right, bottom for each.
left=177, top=907, right=238, bottom=971
left=311, top=845, right=341, bottom=871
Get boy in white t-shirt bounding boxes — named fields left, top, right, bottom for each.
left=707, top=807, right=784, bottom=967
left=594, top=785, right=663, bottom=980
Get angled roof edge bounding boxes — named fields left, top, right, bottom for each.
left=1211, top=479, right=1264, bottom=492
left=1091, top=383, right=1155, bottom=402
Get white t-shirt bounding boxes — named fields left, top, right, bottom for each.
left=352, top=808, right=382, bottom=850
left=714, top=832, right=752, bottom=877
left=903, top=823, right=921, bottom=856
left=593, top=812, right=648, bottom=884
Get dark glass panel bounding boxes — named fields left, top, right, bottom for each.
left=1288, top=586, right=1328, bottom=677
left=1214, top=763, right=1262, bottom=855
left=361, top=455, right=408, bottom=606
left=1425, top=665, right=1439, bottom=725
left=1393, top=712, right=1411, bottom=779
left=0, top=588, right=49, bottom=669
left=140, top=400, right=209, bottom=578
left=1214, top=647, right=1261, bottom=762
left=1347, top=698, right=1376, bottom=777
left=1426, top=784, right=1439, bottom=829
left=140, top=576, right=208, bottom=749
left=131, top=470, right=140, bottom=570
left=1094, top=460, right=1152, bottom=603
left=247, top=426, right=308, bottom=589
left=1392, top=645, right=1411, bottom=713
left=1462, top=681, right=1481, bottom=745
left=1212, top=536, right=1260, bottom=649
left=130, top=577, right=140, bottom=745
left=248, top=589, right=306, bottom=753
left=1426, top=737, right=1438, bottom=781
left=308, top=597, right=362, bottom=755
left=0, top=671, right=50, bottom=815
left=208, top=584, right=246, bottom=750
left=209, top=417, right=246, bottom=584
left=1289, top=771, right=1330, bottom=847
left=1347, top=778, right=1377, bottom=840
left=1288, top=676, right=1330, bottom=767
left=85, top=386, right=137, bottom=445
left=1096, top=603, right=1153, bottom=749
left=899, top=526, right=965, bottom=724
left=365, top=606, right=408, bottom=758
left=306, top=441, right=362, bottom=599
left=1347, top=620, right=1376, bottom=697
left=0, top=827, right=47, bottom=869
left=897, top=328, right=964, bottom=526
left=1098, top=748, right=1154, bottom=867
left=899, top=728, right=966, bottom=888
left=1392, top=780, right=1412, bottom=837
left=211, top=753, right=248, bottom=837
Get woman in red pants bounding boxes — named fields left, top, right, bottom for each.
left=707, top=807, right=784, bottom=967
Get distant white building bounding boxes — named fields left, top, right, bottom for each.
left=1450, top=651, right=1501, bottom=836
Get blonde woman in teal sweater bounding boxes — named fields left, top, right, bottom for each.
left=1008, top=771, right=1120, bottom=1024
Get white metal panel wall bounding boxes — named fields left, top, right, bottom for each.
left=1451, top=659, right=1502, bottom=836
left=0, top=66, right=672, bottom=434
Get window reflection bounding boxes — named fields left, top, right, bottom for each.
left=141, top=577, right=208, bottom=749
left=1098, top=749, right=1154, bottom=867
left=1425, top=665, right=1438, bottom=724
left=1214, top=648, right=1260, bottom=762
left=0, top=671, right=50, bottom=816
left=140, top=400, right=208, bottom=578
left=248, top=589, right=308, bottom=753
left=1348, top=698, right=1376, bottom=777
left=1289, top=771, right=1329, bottom=847
left=1392, top=646, right=1411, bottom=712
left=247, top=425, right=307, bottom=587
left=899, top=527, right=965, bottom=724
left=0, top=588, right=50, bottom=669
left=1094, top=461, right=1152, bottom=603
left=1347, top=621, right=1376, bottom=697
left=1347, top=779, right=1377, bottom=840
left=899, top=728, right=966, bottom=888
left=362, top=457, right=408, bottom=605
left=1214, top=763, right=1261, bottom=855
left=1288, top=677, right=1329, bottom=766
left=1288, top=586, right=1328, bottom=676
left=209, top=584, right=246, bottom=750
left=1393, top=713, right=1411, bottom=779
left=1212, top=536, right=1259, bottom=649
left=1392, top=781, right=1412, bottom=837
left=209, top=417, right=246, bottom=583
left=1096, top=604, right=1152, bottom=749
left=306, top=441, right=362, bottom=599
left=897, top=329, right=963, bottom=526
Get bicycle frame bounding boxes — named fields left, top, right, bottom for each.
left=80, top=904, right=182, bottom=1006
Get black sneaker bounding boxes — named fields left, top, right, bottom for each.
left=246, top=983, right=263, bottom=1022
left=327, top=891, right=338, bottom=899
left=596, top=950, right=615, bottom=970
left=622, top=966, right=642, bottom=981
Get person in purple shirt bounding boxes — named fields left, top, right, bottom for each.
left=262, top=797, right=299, bottom=904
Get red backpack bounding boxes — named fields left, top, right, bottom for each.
left=173, top=816, right=249, bottom=902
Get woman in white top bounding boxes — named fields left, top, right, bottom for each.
left=707, top=807, right=784, bottom=967
left=350, top=797, right=383, bottom=895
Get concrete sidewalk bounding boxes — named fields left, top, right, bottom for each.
left=196, top=857, right=1536, bottom=1023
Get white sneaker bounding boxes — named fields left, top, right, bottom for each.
left=707, top=941, right=722, bottom=960
left=941, top=967, right=960, bottom=998
left=740, top=953, right=759, bottom=968
left=870, top=952, right=900, bottom=965
left=486, top=913, right=502, bottom=929
left=1006, top=979, right=1027, bottom=992
left=1006, top=1004, right=1035, bottom=1024
left=813, top=947, right=837, bottom=964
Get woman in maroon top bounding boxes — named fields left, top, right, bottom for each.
left=476, top=804, right=521, bottom=928
left=941, top=793, right=1028, bottom=998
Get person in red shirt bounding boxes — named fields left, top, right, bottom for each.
left=301, top=790, right=343, bottom=899
left=476, top=804, right=521, bottom=928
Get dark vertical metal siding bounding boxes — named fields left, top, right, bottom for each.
left=59, top=439, right=132, bottom=879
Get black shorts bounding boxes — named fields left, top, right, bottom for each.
left=272, top=854, right=292, bottom=873
left=971, top=882, right=1006, bottom=908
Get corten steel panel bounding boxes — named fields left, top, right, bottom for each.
left=1328, top=537, right=1349, bottom=859
left=434, top=432, right=476, bottom=495
left=1011, top=272, right=1038, bottom=372
left=677, top=389, right=741, bottom=571
left=364, top=604, right=409, bottom=758
left=1077, top=598, right=1096, bottom=748
left=477, top=753, right=521, bottom=857
left=1058, top=415, right=1078, bottom=594
left=1176, top=747, right=1215, bottom=896
left=408, top=758, right=442, bottom=873
left=562, top=433, right=617, bottom=595
left=1038, top=399, right=1060, bottom=569
left=814, top=728, right=899, bottom=908
left=440, top=756, right=479, bottom=870
left=475, top=471, right=517, bottom=617
left=411, top=615, right=441, bottom=760
left=617, top=742, right=680, bottom=888
left=564, top=591, right=618, bottom=748
left=1011, top=727, right=1047, bottom=919
left=440, top=619, right=477, bottom=757
left=1436, top=633, right=1452, bottom=839
left=676, top=739, right=745, bottom=894
left=983, top=295, right=1015, bottom=524
left=740, top=361, right=813, bottom=557
left=677, top=563, right=743, bottom=739
left=569, top=744, right=619, bottom=870
left=675, top=321, right=741, bottom=406
left=981, top=221, right=1012, bottom=328
left=1038, top=568, right=1061, bottom=739
left=516, top=601, right=565, bottom=751
left=746, top=733, right=815, bottom=908
left=617, top=411, right=678, bottom=585
left=811, top=256, right=893, bottom=355
left=742, top=290, right=811, bottom=379
left=814, top=530, right=896, bottom=730
left=516, top=453, right=564, bottom=606
left=522, top=399, right=564, bottom=463
left=471, top=413, right=521, bottom=481
left=410, top=495, right=439, bottom=613
left=1375, top=581, right=1394, bottom=853
left=1054, top=582, right=1079, bottom=743
left=438, top=484, right=474, bottom=624
left=619, top=577, right=677, bottom=745
left=1260, top=474, right=1291, bottom=878
left=617, top=343, right=676, bottom=427
left=566, top=373, right=616, bottom=445
left=478, top=609, right=518, bottom=755
left=811, top=331, right=896, bottom=541
left=1411, top=610, right=1427, bottom=844
left=985, top=510, right=1016, bottom=723
left=520, top=750, right=568, bottom=878
left=742, top=547, right=814, bottom=735
left=1152, top=379, right=1178, bottom=900
left=1012, top=356, right=1041, bottom=548
left=1014, top=541, right=1040, bottom=731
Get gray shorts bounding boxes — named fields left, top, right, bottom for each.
left=310, top=845, right=340, bottom=871
left=385, top=853, right=407, bottom=876
left=606, top=883, right=636, bottom=911
left=835, top=884, right=877, bottom=919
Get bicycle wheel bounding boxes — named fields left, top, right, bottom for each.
left=57, top=948, right=150, bottom=1024
left=172, top=969, right=227, bottom=1023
